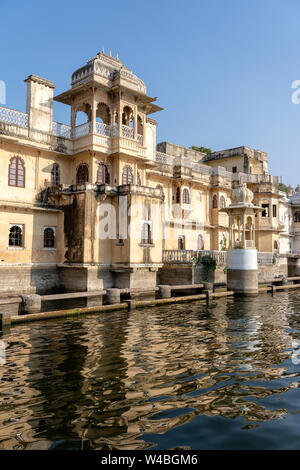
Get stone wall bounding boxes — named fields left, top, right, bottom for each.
left=0, top=266, right=60, bottom=295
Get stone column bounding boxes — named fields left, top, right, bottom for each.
left=227, top=248, right=258, bottom=296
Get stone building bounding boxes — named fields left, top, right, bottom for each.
left=0, top=51, right=298, bottom=295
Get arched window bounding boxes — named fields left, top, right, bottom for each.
left=44, top=227, right=55, bottom=248
left=122, top=165, right=133, bottom=185
left=294, top=211, right=300, bottom=223
left=97, top=163, right=110, bottom=184
left=178, top=235, right=185, bottom=250
left=176, top=187, right=180, bottom=204
left=137, top=171, right=141, bottom=185
left=197, top=234, right=204, bottom=251
left=220, top=195, right=226, bottom=209
left=51, top=163, right=60, bottom=186
left=213, top=194, right=218, bottom=208
left=76, top=164, right=89, bottom=184
left=9, top=224, right=23, bottom=247
left=274, top=240, right=279, bottom=250
left=182, top=188, right=190, bottom=204
left=9, top=157, right=25, bottom=187
left=141, top=222, right=152, bottom=244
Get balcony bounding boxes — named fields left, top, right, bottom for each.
left=163, top=250, right=227, bottom=264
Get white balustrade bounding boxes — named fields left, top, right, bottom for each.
left=95, top=122, right=112, bottom=137
left=137, top=134, right=143, bottom=146
left=0, top=106, right=28, bottom=128
left=122, top=124, right=134, bottom=140
left=52, top=122, right=71, bottom=139
left=73, top=122, right=91, bottom=139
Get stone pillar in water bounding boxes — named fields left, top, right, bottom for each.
left=220, top=182, right=263, bottom=296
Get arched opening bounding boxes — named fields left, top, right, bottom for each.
left=176, top=187, right=180, bottom=204
left=182, top=188, right=190, bottom=204
left=212, top=194, right=218, bottom=208
left=97, top=163, right=110, bottom=184
left=178, top=235, right=185, bottom=250
left=274, top=240, right=279, bottom=250
left=122, top=165, right=133, bottom=185
left=51, top=163, right=60, bottom=186
left=9, top=157, right=25, bottom=188
left=141, top=222, right=152, bottom=244
left=96, top=103, right=111, bottom=136
left=122, top=106, right=134, bottom=139
left=220, top=195, right=226, bottom=209
left=294, top=211, right=300, bottom=223
left=76, top=163, right=89, bottom=184
left=44, top=227, right=55, bottom=248
left=137, top=171, right=141, bottom=185
left=74, top=103, right=91, bottom=138
left=197, top=234, right=204, bottom=251
left=9, top=225, right=23, bottom=247
left=137, top=115, right=143, bottom=145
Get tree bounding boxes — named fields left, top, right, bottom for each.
left=191, top=146, right=212, bottom=154
left=277, top=183, right=290, bottom=196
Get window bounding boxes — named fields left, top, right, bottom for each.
left=197, top=234, right=204, bottom=251
left=182, top=188, right=190, bottom=204
left=176, top=187, right=180, bottom=204
left=213, top=195, right=218, bottom=208
left=97, top=163, right=110, bottom=184
left=8, top=157, right=25, bottom=187
left=122, top=165, right=133, bottom=185
left=232, top=166, right=237, bottom=173
left=43, top=227, right=55, bottom=248
left=220, top=195, right=226, bottom=209
left=137, top=171, right=141, bottom=186
left=51, top=163, right=60, bottom=186
left=274, top=240, right=279, bottom=250
left=197, top=192, right=201, bottom=202
left=9, top=224, right=23, bottom=247
left=273, top=204, right=277, bottom=218
left=294, top=211, right=300, bottom=223
left=262, top=203, right=269, bottom=217
left=141, top=222, right=152, bottom=244
left=178, top=236, right=185, bottom=250
left=76, top=164, right=89, bottom=184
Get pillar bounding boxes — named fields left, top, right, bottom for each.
left=227, top=248, right=258, bottom=296
left=21, top=294, right=42, bottom=314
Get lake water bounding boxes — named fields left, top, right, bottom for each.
left=1, top=291, right=300, bottom=450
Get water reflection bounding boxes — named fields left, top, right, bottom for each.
left=1, top=292, right=300, bottom=450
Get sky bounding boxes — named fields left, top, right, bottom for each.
left=1, top=0, right=300, bottom=186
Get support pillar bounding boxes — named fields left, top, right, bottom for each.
left=227, top=248, right=258, bottom=296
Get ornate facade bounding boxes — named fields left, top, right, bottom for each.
left=0, top=51, right=299, bottom=294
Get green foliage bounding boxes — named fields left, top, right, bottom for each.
left=220, top=234, right=227, bottom=251
left=277, top=183, right=290, bottom=195
left=193, top=254, right=217, bottom=271
left=191, top=146, right=212, bottom=154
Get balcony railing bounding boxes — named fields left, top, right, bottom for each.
left=122, top=124, right=134, bottom=140
left=0, top=106, right=28, bottom=128
left=137, top=134, right=143, bottom=146
left=73, top=122, right=91, bottom=138
left=95, top=122, right=112, bottom=137
left=52, top=121, right=72, bottom=139
left=163, top=250, right=227, bottom=264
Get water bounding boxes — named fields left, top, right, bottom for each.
left=1, top=291, right=300, bottom=450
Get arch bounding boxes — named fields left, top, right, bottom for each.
left=96, top=102, right=111, bottom=125
left=141, top=221, right=152, bottom=244
left=9, top=156, right=25, bottom=188
left=274, top=240, right=279, bottom=250
left=75, top=102, right=91, bottom=125
left=294, top=211, right=300, bottom=223
left=137, top=115, right=143, bottom=135
left=178, top=235, right=185, bottom=250
left=97, top=163, right=110, bottom=184
left=122, top=106, right=134, bottom=127
left=176, top=187, right=180, bottom=204
left=220, top=195, right=226, bottom=209
left=51, top=163, right=60, bottom=186
left=182, top=187, right=190, bottom=204
left=197, top=234, right=204, bottom=251
left=122, top=165, right=133, bottom=185
left=76, top=163, right=89, bottom=184
left=44, top=227, right=55, bottom=248
left=9, top=224, right=23, bottom=247
left=212, top=194, right=218, bottom=208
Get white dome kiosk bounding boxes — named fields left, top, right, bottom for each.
left=220, top=183, right=263, bottom=296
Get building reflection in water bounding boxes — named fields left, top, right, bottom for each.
left=0, top=292, right=300, bottom=450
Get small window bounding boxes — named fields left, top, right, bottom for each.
left=51, top=163, right=60, bottom=186
left=137, top=171, right=141, bottom=186
left=182, top=188, right=190, bottom=204
left=220, top=195, right=226, bottom=209
left=197, top=234, right=204, bottom=251
left=232, top=166, right=237, bottom=173
left=273, top=204, right=277, bottom=218
left=213, top=194, right=218, bottom=208
left=44, top=227, right=55, bottom=248
left=122, top=165, right=133, bottom=185
left=141, top=222, right=152, bottom=244
left=9, top=157, right=25, bottom=187
left=178, top=235, right=185, bottom=250
left=76, top=164, right=89, bottom=184
left=176, top=187, right=180, bottom=204
left=9, top=224, right=23, bottom=247
left=262, top=203, right=269, bottom=217
left=97, top=163, right=110, bottom=184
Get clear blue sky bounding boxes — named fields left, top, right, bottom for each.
left=2, top=0, right=300, bottom=186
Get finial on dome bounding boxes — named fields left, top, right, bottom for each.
left=109, top=50, right=112, bottom=57
left=116, top=52, right=119, bottom=60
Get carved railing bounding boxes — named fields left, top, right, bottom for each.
left=163, top=249, right=227, bottom=264
left=156, top=151, right=176, bottom=166
left=73, top=122, right=91, bottom=139
left=95, top=122, right=112, bottom=137
left=52, top=121, right=72, bottom=139
left=137, top=134, right=143, bottom=146
left=0, top=106, right=28, bottom=128
left=257, top=252, right=274, bottom=264
left=122, top=124, right=134, bottom=140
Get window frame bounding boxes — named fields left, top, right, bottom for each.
left=8, top=224, right=24, bottom=249
left=43, top=226, right=56, bottom=250
left=8, top=157, right=25, bottom=188
left=76, top=163, right=89, bottom=184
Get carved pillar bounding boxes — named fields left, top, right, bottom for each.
left=134, top=106, right=138, bottom=140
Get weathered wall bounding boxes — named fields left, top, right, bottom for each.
left=0, top=266, right=60, bottom=295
